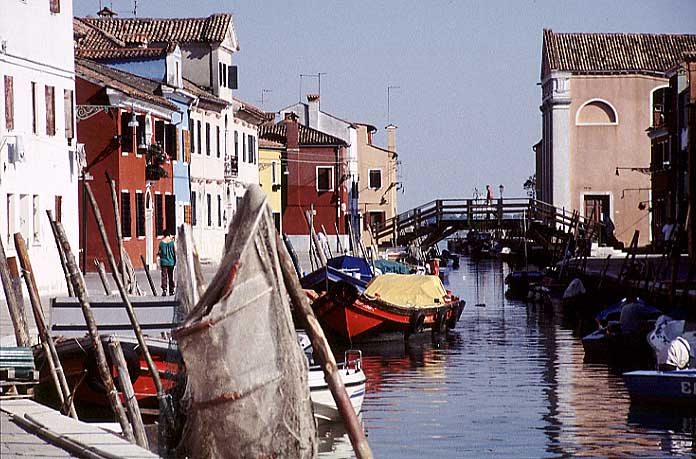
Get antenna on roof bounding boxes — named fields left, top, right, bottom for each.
left=387, top=85, right=400, bottom=124
left=133, top=0, right=138, bottom=17
left=300, top=73, right=327, bottom=109
left=257, top=89, right=272, bottom=109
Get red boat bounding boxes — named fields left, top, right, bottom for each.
left=34, top=335, right=180, bottom=418
left=312, top=274, right=465, bottom=341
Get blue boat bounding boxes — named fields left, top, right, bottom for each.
left=300, top=256, right=372, bottom=293
left=623, top=370, right=696, bottom=408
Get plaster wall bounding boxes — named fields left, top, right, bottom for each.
left=569, top=74, right=666, bottom=246
left=258, top=146, right=283, bottom=226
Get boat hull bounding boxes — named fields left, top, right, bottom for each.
left=623, top=370, right=696, bottom=407
left=309, top=366, right=366, bottom=422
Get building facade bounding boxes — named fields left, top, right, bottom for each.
left=258, top=137, right=284, bottom=233
left=354, top=123, right=398, bottom=245
left=75, top=59, right=178, bottom=269
left=1, top=0, right=79, bottom=295
left=538, top=30, right=696, bottom=247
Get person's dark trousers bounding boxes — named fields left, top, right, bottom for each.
left=160, top=265, right=175, bottom=295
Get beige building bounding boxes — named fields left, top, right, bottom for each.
left=538, top=30, right=696, bottom=246
left=355, top=123, right=398, bottom=245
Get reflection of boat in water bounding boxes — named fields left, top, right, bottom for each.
left=627, top=404, right=695, bottom=456
left=312, top=274, right=465, bottom=341
left=317, top=419, right=361, bottom=458
left=623, top=370, right=696, bottom=408
left=297, top=331, right=366, bottom=422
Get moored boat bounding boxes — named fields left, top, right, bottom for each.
left=623, top=370, right=696, bottom=407
left=312, top=273, right=465, bottom=341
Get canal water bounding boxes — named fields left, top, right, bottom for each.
left=319, top=257, right=695, bottom=458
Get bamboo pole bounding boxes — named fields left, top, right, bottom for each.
left=108, top=338, right=148, bottom=449
left=46, top=210, right=74, bottom=297
left=305, top=210, right=327, bottom=267
left=41, top=341, right=66, bottom=412
left=321, top=225, right=333, bottom=258
left=51, top=222, right=134, bottom=441
left=83, top=183, right=165, bottom=399
left=7, top=257, right=30, bottom=340
left=105, top=172, right=128, bottom=287
left=0, top=237, right=30, bottom=347
left=94, top=259, right=112, bottom=295
left=276, top=233, right=373, bottom=459
left=140, top=255, right=158, bottom=296
left=12, top=234, right=77, bottom=419
left=334, top=223, right=344, bottom=254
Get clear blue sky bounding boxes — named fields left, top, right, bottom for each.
left=74, top=0, right=695, bottom=211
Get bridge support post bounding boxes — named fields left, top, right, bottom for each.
left=466, top=199, right=472, bottom=228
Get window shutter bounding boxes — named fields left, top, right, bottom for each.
left=184, top=204, right=192, bottom=224
left=182, top=129, right=191, bottom=163
left=45, top=86, right=55, bottom=136
left=49, top=0, right=60, bottom=13
left=64, top=89, right=74, bottom=140
left=4, top=76, right=14, bottom=130
left=228, top=66, right=238, bottom=90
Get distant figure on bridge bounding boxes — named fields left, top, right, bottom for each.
left=486, top=185, right=494, bottom=218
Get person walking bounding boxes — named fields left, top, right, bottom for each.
left=486, top=184, right=494, bottom=219
left=157, top=231, right=176, bottom=296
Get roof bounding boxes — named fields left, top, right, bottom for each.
left=75, top=58, right=177, bottom=110
left=76, top=46, right=170, bottom=60
left=182, top=78, right=227, bottom=109
left=259, top=122, right=348, bottom=147
left=75, top=14, right=236, bottom=50
left=259, top=138, right=284, bottom=148
left=232, top=96, right=267, bottom=123
left=542, top=29, right=696, bottom=76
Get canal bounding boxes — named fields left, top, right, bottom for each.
left=319, top=257, right=695, bottom=458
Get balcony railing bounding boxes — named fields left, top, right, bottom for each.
left=224, top=156, right=238, bottom=179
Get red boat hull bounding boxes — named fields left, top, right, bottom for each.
left=313, top=287, right=465, bottom=340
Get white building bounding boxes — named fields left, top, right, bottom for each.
left=0, top=0, right=79, bottom=296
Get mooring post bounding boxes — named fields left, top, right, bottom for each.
left=0, top=237, right=30, bottom=347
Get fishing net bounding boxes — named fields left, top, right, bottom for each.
left=173, top=186, right=316, bottom=458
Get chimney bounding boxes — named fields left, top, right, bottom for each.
left=284, top=113, right=299, bottom=150
left=97, top=6, right=117, bottom=18
left=306, top=94, right=319, bottom=129
left=386, top=124, right=397, bottom=153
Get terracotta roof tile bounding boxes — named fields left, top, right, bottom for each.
left=76, top=14, right=235, bottom=49
left=76, top=47, right=169, bottom=60
left=259, top=122, right=347, bottom=147
left=75, top=58, right=177, bottom=110
left=182, top=79, right=228, bottom=109
left=543, top=29, right=696, bottom=75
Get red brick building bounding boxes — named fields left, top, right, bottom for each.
left=76, top=59, right=179, bottom=271
left=259, top=114, right=349, bottom=245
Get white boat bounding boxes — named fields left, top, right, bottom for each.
left=297, top=332, right=367, bottom=422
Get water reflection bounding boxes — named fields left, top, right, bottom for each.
left=319, top=257, right=695, bottom=458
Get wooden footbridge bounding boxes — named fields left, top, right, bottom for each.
left=372, top=198, right=601, bottom=249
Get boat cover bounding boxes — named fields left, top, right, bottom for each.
left=364, top=274, right=448, bottom=308
left=326, top=255, right=373, bottom=279
left=374, top=259, right=410, bottom=275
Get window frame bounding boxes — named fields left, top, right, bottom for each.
left=316, top=166, right=334, bottom=192
left=4, top=75, right=14, bottom=131
left=45, top=85, right=55, bottom=136
left=368, top=168, right=382, bottom=190
left=135, top=191, right=145, bottom=238
left=121, top=191, right=132, bottom=239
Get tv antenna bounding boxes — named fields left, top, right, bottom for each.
left=300, top=72, right=327, bottom=109
left=258, top=89, right=272, bottom=108
left=387, top=85, right=400, bottom=124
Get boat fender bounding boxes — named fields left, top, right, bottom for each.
left=432, top=311, right=447, bottom=335
left=85, top=345, right=141, bottom=394
left=409, top=311, right=425, bottom=336
left=329, top=281, right=359, bottom=308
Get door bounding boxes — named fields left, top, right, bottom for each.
left=145, top=189, right=153, bottom=266
left=583, top=194, right=610, bottom=223
left=165, top=194, right=176, bottom=236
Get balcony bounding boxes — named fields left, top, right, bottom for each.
left=224, top=155, right=238, bottom=180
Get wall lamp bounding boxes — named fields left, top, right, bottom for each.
left=615, top=166, right=650, bottom=176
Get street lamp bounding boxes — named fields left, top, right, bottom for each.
left=499, top=184, right=504, bottom=199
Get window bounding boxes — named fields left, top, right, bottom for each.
left=218, top=62, right=223, bottom=86
left=651, top=86, right=670, bottom=128
left=166, top=124, right=176, bottom=159
left=222, top=63, right=227, bottom=88
left=19, top=194, right=30, bottom=243
left=155, top=120, right=165, bottom=147
left=205, top=122, right=210, bottom=156
left=54, top=195, right=62, bottom=223
left=136, top=115, right=146, bottom=150
left=234, top=131, right=239, bottom=159
left=190, top=122, right=195, bottom=153
left=217, top=195, right=222, bottom=227
left=368, top=169, right=382, bottom=190
left=272, top=161, right=279, bottom=185
left=120, top=112, right=133, bottom=153
left=207, top=194, right=212, bottom=226
left=31, top=82, right=39, bottom=134
left=7, top=194, right=15, bottom=244
left=165, top=194, right=176, bottom=235
left=196, top=120, right=201, bottom=154
left=45, top=85, right=55, bottom=136
left=228, top=66, right=237, bottom=90
left=316, top=167, right=333, bottom=192
left=64, top=89, right=74, bottom=141
left=135, top=192, right=145, bottom=237
left=216, top=126, right=221, bottom=158
left=49, top=0, right=60, bottom=13
left=121, top=191, right=132, bottom=238
left=248, top=136, right=255, bottom=163
left=576, top=99, right=618, bottom=125
left=4, top=76, right=14, bottom=130
left=32, top=195, right=40, bottom=243
left=191, top=191, right=197, bottom=226
left=368, top=211, right=385, bottom=231
left=242, top=133, right=247, bottom=162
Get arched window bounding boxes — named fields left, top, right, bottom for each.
left=576, top=99, right=618, bottom=125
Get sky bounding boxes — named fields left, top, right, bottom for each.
left=74, top=0, right=696, bottom=211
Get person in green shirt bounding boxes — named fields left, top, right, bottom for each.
left=157, top=231, right=176, bottom=296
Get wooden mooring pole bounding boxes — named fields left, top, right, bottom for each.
left=276, top=233, right=373, bottom=459
left=13, top=234, right=77, bottom=419
left=52, top=221, right=134, bottom=441
left=94, top=259, right=112, bottom=295
left=0, top=237, right=30, bottom=347
left=46, top=210, right=74, bottom=297
left=105, top=172, right=128, bottom=286
left=108, top=338, right=148, bottom=449
left=140, top=255, right=158, bottom=296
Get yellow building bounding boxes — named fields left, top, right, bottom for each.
left=259, top=138, right=285, bottom=232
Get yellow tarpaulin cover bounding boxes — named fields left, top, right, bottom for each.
left=363, top=274, right=448, bottom=308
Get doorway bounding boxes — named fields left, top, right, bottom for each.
left=583, top=194, right=610, bottom=223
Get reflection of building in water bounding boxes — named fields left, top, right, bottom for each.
left=540, top=325, right=692, bottom=456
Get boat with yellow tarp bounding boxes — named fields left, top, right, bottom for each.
left=312, top=274, right=465, bottom=341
